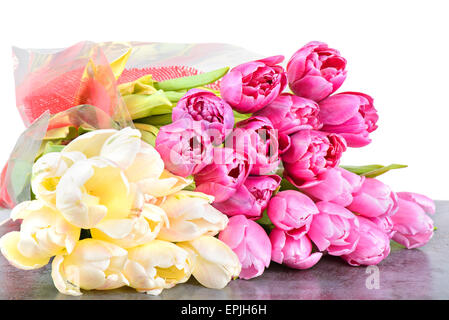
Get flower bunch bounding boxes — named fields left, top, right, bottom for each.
left=150, top=41, right=435, bottom=278
left=0, top=40, right=437, bottom=294
left=0, top=128, right=241, bottom=295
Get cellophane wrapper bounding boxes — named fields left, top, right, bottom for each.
left=1, top=41, right=261, bottom=210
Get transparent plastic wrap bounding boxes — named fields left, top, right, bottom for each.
left=2, top=41, right=262, bottom=210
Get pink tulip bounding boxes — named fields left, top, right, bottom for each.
left=172, top=89, right=234, bottom=145
left=319, top=92, right=379, bottom=147
left=391, top=192, right=435, bottom=249
left=308, top=201, right=360, bottom=256
left=213, top=174, right=281, bottom=219
left=155, top=118, right=213, bottom=177
left=347, top=178, right=398, bottom=218
left=297, top=167, right=364, bottom=207
left=228, top=116, right=280, bottom=175
left=254, top=93, right=322, bottom=135
left=287, top=41, right=347, bottom=101
left=267, top=190, right=318, bottom=237
left=219, top=215, right=271, bottom=279
left=282, top=130, right=346, bottom=186
left=368, top=214, right=396, bottom=239
left=220, top=56, right=287, bottom=113
left=194, top=147, right=252, bottom=202
left=270, top=228, right=322, bottom=269
left=342, top=216, right=390, bottom=266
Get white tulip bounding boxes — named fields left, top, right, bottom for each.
left=124, top=240, right=192, bottom=295
left=51, top=239, right=129, bottom=296
left=157, top=191, right=228, bottom=242
left=0, top=200, right=80, bottom=270
left=56, top=157, right=135, bottom=228
left=91, top=203, right=168, bottom=248
left=31, top=151, right=86, bottom=205
left=178, top=236, right=241, bottom=289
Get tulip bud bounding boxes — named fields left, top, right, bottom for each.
left=341, top=216, right=390, bottom=266
left=178, top=236, right=241, bottom=289
left=282, top=130, right=346, bottom=186
left=391, top=192, right=435, bottom=249
left=267, top=190, right=318, bottom=236
left=172, top=89, right=234, bottom=144
left=219, top=215, right=271, bottom=280
left=213, top=174, right=281, bottom=219
left=347, top=178, right=398, bottom=218
left=287, top=41, right=347, bottom=101
left=157, top=191, right=228, bottom=242
left=194, top=147, right=252, bottom=202
left=124, top=240, right=192, bottom=295
left=220, top=55, right=287, bottom=113
left=270, top=228, right=322, bottom=269
left=51, top=239, right=129, bottom=296
left=254, top=93, right=322, bottom=135
left=319, top=92, right=378, bottom=147
left=297, top=167, right=364, bottom=207
left=308, top=201, right=360, bottom=256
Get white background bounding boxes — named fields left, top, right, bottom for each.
left=0, top=0, right=447, bottom=199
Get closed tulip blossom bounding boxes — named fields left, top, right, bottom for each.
left=51, top=239, right=129, bottom=296
left=0, top=200, right=80, bottom=270
left=178, top=236, right=241, bottom=289
left=219, top=215, right=271, bottom=280
left=282, top=129, right=346, bottom=186
left=368, top=214, right=396, bottom=239
left=270, top=228, right=322, bottom=269
left=298, top=167, right=364, bottom=207
left=229, top=116, right=280, bottom=175
left=123, top=240, right=192, bottom=295
left=391, top=192, right=435, bottom=249
left=308, top=201, right=360, bottom=256
left=172, top=89, right=234, bottom=144
left=287, top=41, right=347, bottom=101
left=267, top=190, right=318, bottom=236
left=220, top=55, right=287, bottom=113
left=213, top=174, right=281, bottom=219
left=157, top=191, right=229, bottom=242
left=347, top=178, right=398, bottom=218
left=342, top=216, right=391, bottom=266
left=155, top=118, right=213, bottom=177
left=194, top=147, right=252, bottom=202
left=254, top=93, right=322, bottom=135
left=319, top=92, right=379, bottom=147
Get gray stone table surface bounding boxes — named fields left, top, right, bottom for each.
left=0, top=201, right=448, bottom=300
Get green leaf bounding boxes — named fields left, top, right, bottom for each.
left=42, top=142, right=65, bottom=155
left=340, top=163, right=408, bottom=178
left=154, top=67, right=229, bottom=91
left=164, top=90, right=187, bottom=103
left=134, top=123, right=159, bottom=147
left=135, top=113, right=173, bottom=127
left=256, top=211, right=275, bottom=233
left=279, top=178, right=298, bottom=191
left=123, top=91, right=173, bottom=120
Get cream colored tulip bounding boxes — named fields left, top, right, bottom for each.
left=0, top=200, right=80, bottom=270
left=63, top=129, right=118, bottom=158
left=178, top=236, right=241, bottom=289
left=157, top=191, right=228, bottom=242
left=64, top=127, right=142, bottom=169
left=31, top=151, right=86, bottom=205
left=124, top=240, right=192, bottom=295
left=91, top=203, right=168, bottom=248
left=51, top=239, right=129, bottom=296
left=56, top=157, right=135, bottom=228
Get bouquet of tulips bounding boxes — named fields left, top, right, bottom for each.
left=0, top=41, right=435, bottom=296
